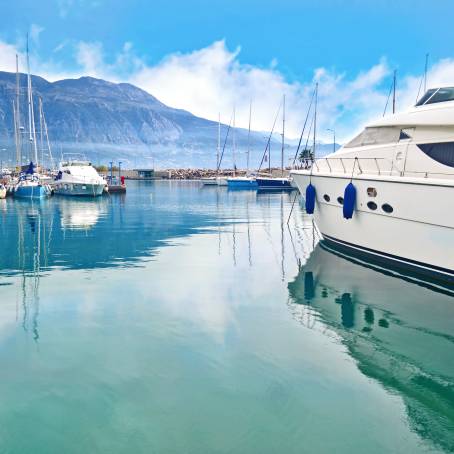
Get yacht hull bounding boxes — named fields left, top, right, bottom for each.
left=53, top=183, right=105, bottom=197
left=291, top=171, right=454, bottom=286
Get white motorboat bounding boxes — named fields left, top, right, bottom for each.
left=53, top=160, right=107, bottom=197
left=291, top=86, right=454, bottom=286
left=0, top=184, right=6, bottom=199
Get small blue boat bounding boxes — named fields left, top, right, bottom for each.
left=13, top=163, right=52, bottom=199
left=14, top=183, right=51, bottom=199
left=227, top=177, right=258, bottom=190
left=256, top=177, right=295, bottom=191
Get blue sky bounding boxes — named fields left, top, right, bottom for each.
left=1, top=0, right=454, bottom=140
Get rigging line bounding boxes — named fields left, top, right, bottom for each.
left=258, top=100, right=282, bottom=172
left=383, top=79, right=393, bottom=117
left=217, top=110, right=234, bottom=171
left=292, top=87, right=316, bottom=167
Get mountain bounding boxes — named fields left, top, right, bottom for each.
left=0, top=71, right=336, bottom=168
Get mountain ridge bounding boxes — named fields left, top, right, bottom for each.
left=0, top=71, right=335, bottom=167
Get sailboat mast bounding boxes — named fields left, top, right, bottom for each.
left=217, top=113, right=220, bottom=175
left=42, top=102, right=54, bottom=170
left=15, top=54, right=21, bottom=170
left=39, top=98, right=44, bottom=168
left=281, top=94, right=285, bottom=176
left=232, top=107, right=236, bottom=177
left=313, top=83, right=318, bottom=160
left=247, top=101, right=251, bottom=174
left=26, top=34, right=38, bottom=165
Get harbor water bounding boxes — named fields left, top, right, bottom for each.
left=0, top=181, right=452, bottom=453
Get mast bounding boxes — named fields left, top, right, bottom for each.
left=281, top=94, right=285, bottom=176
left=26, top=34, right=38, bottom=166
left=313, top=83, right=318, bottom=160
left=15, top=54, right=21, bottom=170
left=232, top=106, right=236, bottom=177
left=39, top=98, right=44, bottom=168
left=247, top=101, right=251, bottom=174
left=217, top=113, right=220, bottom=175
left=39, top=99, right=54, bottom=170
left=392, top=70, right=397, bottom=114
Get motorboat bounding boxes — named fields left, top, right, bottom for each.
left=53, top=160, right=107, bottom=197
left=291, top=85, right=454, bottom=286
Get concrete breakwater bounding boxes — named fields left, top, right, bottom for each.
left=122, top=168, right=291, bottom=180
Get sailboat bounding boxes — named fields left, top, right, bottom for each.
left=13, top=40, right=52, bottom=199
left=227, top=102, right=258, bottom=189
left=256, top=95, right=295, bottom=191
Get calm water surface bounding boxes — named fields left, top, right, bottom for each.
left=0, top=181, right=453, bottom=453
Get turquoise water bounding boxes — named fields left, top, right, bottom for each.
left=0, top=180, right=453, bottom=453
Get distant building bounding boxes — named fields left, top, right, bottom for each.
left=122, top=168, right=156, bottom=179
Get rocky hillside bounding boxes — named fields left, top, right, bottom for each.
left=0, top=72, right=334, bottom=167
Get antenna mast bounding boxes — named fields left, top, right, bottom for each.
left=424, top=53, right=429, bottom=92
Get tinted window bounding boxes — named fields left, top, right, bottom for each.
left=337, top=196, right=344, bottom=205
left=344, top=127, right=400, bottom=148
left=323, top=194, right=330, bottom=202
left=425, top=87, right=454, bottom=105
left=367, top=201, right=377, bottom=210
left=417, top=142, right=454, bottom=167
left=399, top=130, right=411, bottom=140
left=415, top=89, right=437, bottom=106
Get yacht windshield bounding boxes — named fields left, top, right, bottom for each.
left=415, top=87, right=454, bottom=106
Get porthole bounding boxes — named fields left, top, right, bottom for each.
left=367, top=187, right=377, bottom=197
left=382, top=203, right=394, bottom=213
left=337, top=196, right=344, bottom=205
left=323, top=194, right=330, bottom=202
left=367, top=201, right=377, bottom=210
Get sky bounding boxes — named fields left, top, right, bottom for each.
left=1, top=0, right=454, bottom=141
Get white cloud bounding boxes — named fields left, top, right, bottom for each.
left=30, top=24, right=45, bottom=46
left=1, top=37, right=454, bottom=142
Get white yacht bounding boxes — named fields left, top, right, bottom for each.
left=291, top=86, right=454, bottom=286
left=53, top=160, right=107, bottom=197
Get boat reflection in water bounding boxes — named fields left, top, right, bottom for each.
left=59, top=197, right=108, bottom=230
left=287, top=243, right=454, bottom=452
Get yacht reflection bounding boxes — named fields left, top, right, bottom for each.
left=0, top=185, right=217, bottom=273
left=288, top=244, right=454, bottom=452
left=59, top=198, right=107, bottom=230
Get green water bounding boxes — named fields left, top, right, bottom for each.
left=0, top=181, right=452, bottom=453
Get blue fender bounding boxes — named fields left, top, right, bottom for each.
left=305, top=183, right=316, bottom=214
left=343, top=182, right=356, bottom=219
